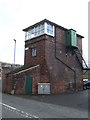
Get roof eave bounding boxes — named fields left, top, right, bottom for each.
left=22, top=19, right=84, bottom=38
left=22, top=19, right=67, bottom=32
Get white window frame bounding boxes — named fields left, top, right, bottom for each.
left=45, top=22, right=54, bottom=36
left=25, top=22, right=54, bottom=41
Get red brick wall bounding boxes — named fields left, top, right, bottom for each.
left=5, top=26, right=83, bottom=94
left=5, top=65, right=40, bottom=94
left=5, top=75, right=13, bottom=93
left=24, top=35, right=50, bottom=83
left=23, top=26, right=83, bottom=94
left=24, top=36, right=45, bottom=68
left=44, top=27, right=83, bottom=93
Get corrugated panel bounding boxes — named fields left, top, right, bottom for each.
left=66, top=29, right=77, bottom=47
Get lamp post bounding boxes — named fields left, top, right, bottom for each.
left=11, top=39, right=16, bottom=94
left=14, top=39, right=16, bottom=65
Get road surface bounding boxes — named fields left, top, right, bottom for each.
left=1, top=90, right=89, bottom=119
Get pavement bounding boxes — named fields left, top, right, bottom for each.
left=13, top=89, right=89, bottom=111
left=2, top=89, right=89, bottom=119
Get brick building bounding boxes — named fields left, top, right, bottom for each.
left=5, top=19, right=88, bottom=94
left=0, top=62, right=22, bottom=92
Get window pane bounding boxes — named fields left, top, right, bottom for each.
left=32, top=48, right=36, bottom=57
left=25, top=22, right=54, bottom=41
left=47, top=28, right=49, bottom=33
left=46, top=23, right=53, bottom=35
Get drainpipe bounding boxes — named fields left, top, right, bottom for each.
left=54, top=27, right=76, bottom=91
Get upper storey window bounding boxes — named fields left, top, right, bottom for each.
left=25, top=22, right=54, bottom=41
left=47, top=23, right=53, bottom=35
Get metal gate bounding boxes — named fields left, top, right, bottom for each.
left=25, top=76, right=33, bottom=94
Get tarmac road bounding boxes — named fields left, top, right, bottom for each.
left=1, top=90, right=89, bottom=119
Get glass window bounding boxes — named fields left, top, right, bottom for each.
left=46, top=23, right=53, bottom=35
left=25, top=22, right=54, bottom=41
left=32, top=48, right=36, bottom=57
left=35, top=26, right=38, bottom=35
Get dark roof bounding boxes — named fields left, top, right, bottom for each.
left=22, top=19, right=84, bottom=38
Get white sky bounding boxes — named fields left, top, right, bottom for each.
left=0, top=0, right=89, bottom=65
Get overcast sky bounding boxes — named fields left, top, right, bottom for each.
left=0, top=0, right=89, bottom=65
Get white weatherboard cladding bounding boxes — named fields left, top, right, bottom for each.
left=25, top=22, right=54, bottom=41
left=38, top=83, right=50, bottom=94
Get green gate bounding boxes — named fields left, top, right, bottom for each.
left=25, top=76, right=33, bottom=94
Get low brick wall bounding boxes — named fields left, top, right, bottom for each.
left=5, top=75, right=13, bottom=93
left=5, top=65, right=40, bottom=94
